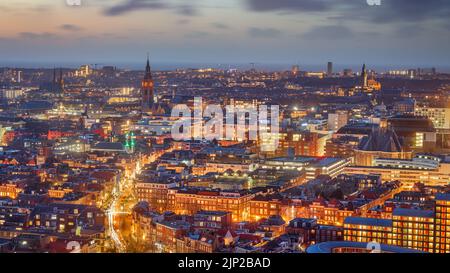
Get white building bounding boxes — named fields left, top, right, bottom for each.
left=415, top=106, right=450, bottom=129
left=328, top=111, right=349, bottom=131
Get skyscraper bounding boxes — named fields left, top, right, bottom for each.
left=327, top=62, right=333, bottom=77
left=17, top=71, right=22, bottom=83
left=141, top=56, right=155, bottom=111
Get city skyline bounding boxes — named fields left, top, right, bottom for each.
left=0, top=0, right=449, bottom=67
left=2, top=0, right=450, bottom=258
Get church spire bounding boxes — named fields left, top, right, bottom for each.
left=362, top=63, right=368, bottom=88
left=142, top=55, right=155, bottom=111
left=145, top=54, right=152, bottom=80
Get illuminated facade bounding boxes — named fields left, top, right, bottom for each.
left=344, top=196, right=450, bottom=253
left=0, top=184, right=22, bottom=199
left=345, top=160, right=450, bottom=188
left=415, top=105, right=450, bottom=130
left=344, top=217, right=392, bottom=244
left=435, top=194, right=450, bottom=253
left=391, top=208, right=435, bottom=252
left=136, top=180, right=178, bottom=213
left=167, top=189, right=255, bottom=222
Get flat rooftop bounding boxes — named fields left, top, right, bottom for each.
left=306, top=241, right=425, bottom=254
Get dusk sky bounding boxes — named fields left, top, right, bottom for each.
left=1, top=0, right=449, bottom=69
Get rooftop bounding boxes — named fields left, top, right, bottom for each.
left=306, top=241, right=425, bottom=254
left=344, top=217, right=393, bottom=227
left=392, top=208, right=434, bottom=218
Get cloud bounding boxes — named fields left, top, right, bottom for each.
left=245, top=0, right=328, bottom=12
left=60, top=24, right=83, bottom=32
left=103, top=0, right=169, bottom=16
left=245, top=0, right=450, bottom=25
left=211, top=22, right=230, bottom=30
left=175, top=5, right=199, bottom=16
left=18, top=32, right=58, bottom=39
left=370, top=0, right=450, bottom=23
left=393, top=25, right=426, bottom=38
left=185, top=31, right=210, bottom=39
left=102, top=0, right=200, bottom=17
left=303, top=25, right=354, bottom=40
left=248, top=27, right=282, bottom=38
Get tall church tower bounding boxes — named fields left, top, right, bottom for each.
left=59, top=68, right=65, bottom=92
left=362, top=64, right=368, bottom=89
left=141, top=56, right=154, bottom=111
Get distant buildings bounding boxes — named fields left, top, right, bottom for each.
left=1, top=57, right=450, bottom=254
left=75, top=65, right=92, bottom=78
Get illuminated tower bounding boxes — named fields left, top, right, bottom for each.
left=362, top=64, right=368, bottom=89
left=141, top=56, right=154, bottom=111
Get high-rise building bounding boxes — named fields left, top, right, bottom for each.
left=327, top=62, right=333, bottom=77
left=141, top=56, right=155, bottom=111
left=391, top=208, right=435, bottom=253
left=435, top=194, right=450, bottom=253
left=17, top=71, right=22, bottom=83
left=344, top=199, right=450, bottom=253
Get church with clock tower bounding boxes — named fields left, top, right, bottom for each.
left=140, top=56, right=170, bottom=116
left=141, top=56, right=155, bottom=111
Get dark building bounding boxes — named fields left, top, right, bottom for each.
left=325, top=135, right=360, bottom=158
left=387, top=115, right=436, bottom=152
left=354, top=128, right=412, bottom=166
